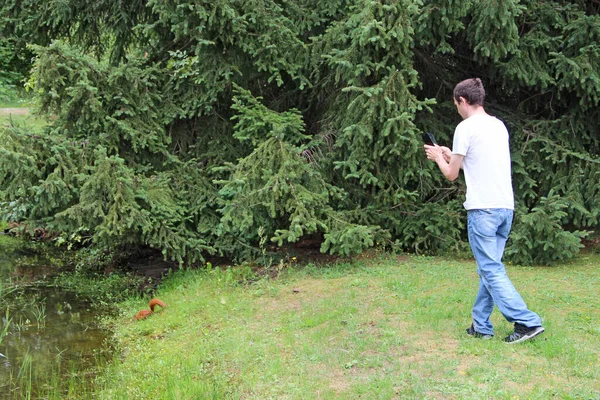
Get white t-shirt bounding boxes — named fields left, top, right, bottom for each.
left=452, top=114, right=514, bottom=210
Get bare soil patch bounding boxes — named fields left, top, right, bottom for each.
left=0, top=108, right=30, bottom=115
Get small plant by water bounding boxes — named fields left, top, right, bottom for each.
left=30, top=303, right=46, bottom=329
left=0, top=308, right=11, bottom=344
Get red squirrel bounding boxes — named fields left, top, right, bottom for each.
left=133, top=298, right=166, bottom=321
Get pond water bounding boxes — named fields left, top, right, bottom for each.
left=0, top=237, right=112, bottom=399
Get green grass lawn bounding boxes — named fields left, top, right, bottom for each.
left=96, top=252, right=600, bottom=399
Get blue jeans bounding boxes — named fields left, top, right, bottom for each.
left=467, top=209, right=542, bottom=335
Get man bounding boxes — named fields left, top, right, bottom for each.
left=424, top=78, right=544, bottom=344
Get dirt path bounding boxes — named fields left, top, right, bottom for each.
left=0, top=108, right=30, bottom=115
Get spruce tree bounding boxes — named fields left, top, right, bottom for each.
left=1, top=0, right=598, bottom=266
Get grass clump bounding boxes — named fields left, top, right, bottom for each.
left=96, top=252, right=600, bottom=399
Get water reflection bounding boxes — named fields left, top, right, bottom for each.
left=0, top=237, right=111, bottom=398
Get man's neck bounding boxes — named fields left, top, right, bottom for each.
left=464, top=105, right=488, bottom=119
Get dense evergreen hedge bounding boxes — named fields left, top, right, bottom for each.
left=1, top=0, right=598, bottom=265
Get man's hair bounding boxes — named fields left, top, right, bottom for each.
left=453, top=78, right=485, bottom=106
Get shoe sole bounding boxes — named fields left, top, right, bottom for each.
left=506, top=326, right=545, bottom=344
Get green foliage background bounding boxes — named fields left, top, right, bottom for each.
left=1, top=0, right=598, bottom=266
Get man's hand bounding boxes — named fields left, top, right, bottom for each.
left=423, top=144, right=463, bottom=181
left=424, top=145, right=452, bottom=162
left=440, top=146, right=452, bottom=162
left=424, top=145, right=445, bottom=161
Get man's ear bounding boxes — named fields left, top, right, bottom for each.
left=459, top=96, right=468, bottom=105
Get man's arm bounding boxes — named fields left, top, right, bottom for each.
left=424, top=145, right=463, bottom=181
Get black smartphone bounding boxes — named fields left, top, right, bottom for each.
left=422, top=132, right=438, bottom=146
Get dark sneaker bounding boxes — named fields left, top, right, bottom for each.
left=466, top=324, right=493, bottom=340
left=504, top=323, right=545, bottom=344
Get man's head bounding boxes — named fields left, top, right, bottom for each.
left=453, top=78, right=486, bottom=119
left=453, top=78, right=485, bottom=106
